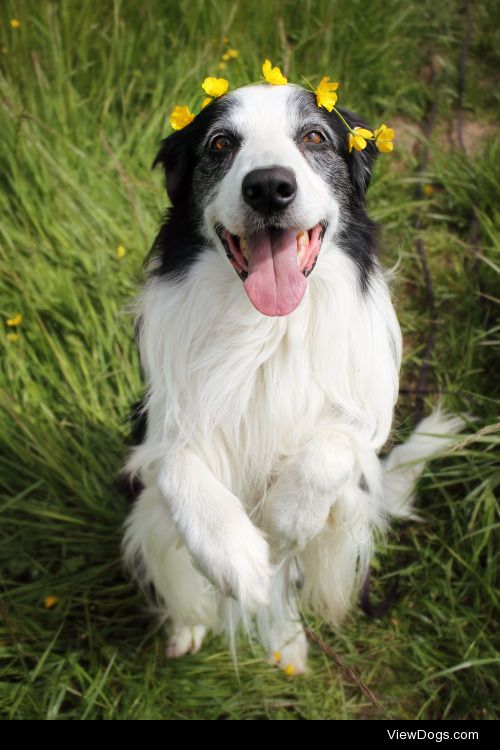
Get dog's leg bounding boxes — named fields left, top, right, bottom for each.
left=257, top=560, right=308, bottom=675
left=262, top=424, right=357, bottom=557
left=158, top=448, right=272, bottom=612
left=122, top=485, right=221, bottom=657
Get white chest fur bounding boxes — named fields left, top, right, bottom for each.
left=129, top=243, right=401, bottom=512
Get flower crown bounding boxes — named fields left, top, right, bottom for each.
left=169, top=59, right=394, bottom=155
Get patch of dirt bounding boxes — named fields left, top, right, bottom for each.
left=388, top=114, right=497, bottom=164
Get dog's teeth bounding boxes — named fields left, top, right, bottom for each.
left=296, top=231, right=308, bottom=252
left=240, top=235, right=248, bottom=260
left=296, top=231, right=308, bottom=266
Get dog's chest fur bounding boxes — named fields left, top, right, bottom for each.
left=135, top=244, right=400, bottom=510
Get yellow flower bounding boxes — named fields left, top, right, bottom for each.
left=227, top=49, right=239, bottom=59
left=373, top=123, right=395, bottom=153
left=202, top=77, right=229, bottom=98
left=116, top=244, right=126, bottom=259
left=218, top=61, right=227, bottom=71
left=222, top=52, right=230, bottom=62
left=273, top=651, right=282, bottom=663
left=347, top=127, right=374, bottom=153
left=6, top=332, right=19, bottom=343
left=10, top=19, right=21, bottom=29
left=315, top=76, right=340, bottom=112
left=201, top=97, right=212, bottom=109
left=7, top=313, right=22, bottom=327
left=262, top=59, right=287, bottom=85
left=423, top=184, right=435, bottom=197
left=170, top=105, right=195, bottom=131
left=283, top=664, right=296, bottom=676
left=44, top=596, right=59, bottom=609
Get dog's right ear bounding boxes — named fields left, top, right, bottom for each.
left=153, top=128, right=193, bottom=206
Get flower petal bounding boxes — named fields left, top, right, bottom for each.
left=349, top=132, right=368, bottom=151
left=262, top=59, right=287, bottom=85
left=354, top=127, right=374, bottom=139
left=316, top=90, right=338, bottom=111
left=169, top=105, right=195, bottom=131
left=201, top=77, right=229, bottom=97
left=376, top=140, right=394, bottom=153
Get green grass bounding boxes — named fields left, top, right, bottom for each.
left=1, top=0, right=499, bottom=720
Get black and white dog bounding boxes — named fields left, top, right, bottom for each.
left=122, top=84, right=460, bottom=673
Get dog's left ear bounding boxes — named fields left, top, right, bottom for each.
left=153, top=128, right=193, bottom=206
left=337, top=108, right=378, bottom=200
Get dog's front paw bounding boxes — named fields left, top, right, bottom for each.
left=189, top=510, right=272, bottom=612
left=263, top=432, right=355, bottom=557
left=263, top=470, right=333, bottom=557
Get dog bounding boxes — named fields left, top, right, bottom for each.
left=121, top=83, right=461, bottom=673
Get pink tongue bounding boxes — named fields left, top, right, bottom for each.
left=243, top=229, right=307, bottom=316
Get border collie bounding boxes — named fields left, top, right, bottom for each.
left=122, top=84, right=461, bottom=673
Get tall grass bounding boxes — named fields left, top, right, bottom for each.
left=1, top=0, right=498, bottom=719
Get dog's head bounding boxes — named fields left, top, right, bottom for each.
left=154, top=84, right=377, bottom=316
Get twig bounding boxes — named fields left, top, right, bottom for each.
left=305, top=627, right=392, bottom=719
left=455, top=2, right=486, bottom=307
left=448, top=420, right=500, bottom=453
left=412, top=59, right=440, bottom=428
left=456, top=0, right=472, bottom=153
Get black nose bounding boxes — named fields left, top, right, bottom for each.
left=242, top=167, right=297, bottom=214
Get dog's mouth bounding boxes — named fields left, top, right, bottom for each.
left=216, top=223, right=326, bottom=317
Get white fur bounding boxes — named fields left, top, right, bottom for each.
left=122, top=85, right=463, bottom=672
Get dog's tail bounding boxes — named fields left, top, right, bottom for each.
left=382, top=410, right=466, bottom=519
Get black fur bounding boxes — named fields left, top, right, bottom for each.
left=291, top=89, right=378, bottom=289
left=151, top=96, right=235, bottom=280
left=116, top=399, right=147, bottom=503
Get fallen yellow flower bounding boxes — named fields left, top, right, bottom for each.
left=7, top=313, right=22, bottom=327
left=315, top=76, right=339, bottom=112
left=262, top=59, right=287, bottom=85
left=170, top=105, right=195, bottom=131
left=202, top=77, right=229, bottom=98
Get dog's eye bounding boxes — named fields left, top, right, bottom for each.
left=303, top=131, right=324, bottom=145
left=210, top=134, right=233, bottom=153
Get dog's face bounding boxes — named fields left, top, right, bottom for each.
left=155, top=84, right=376, bottom=316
